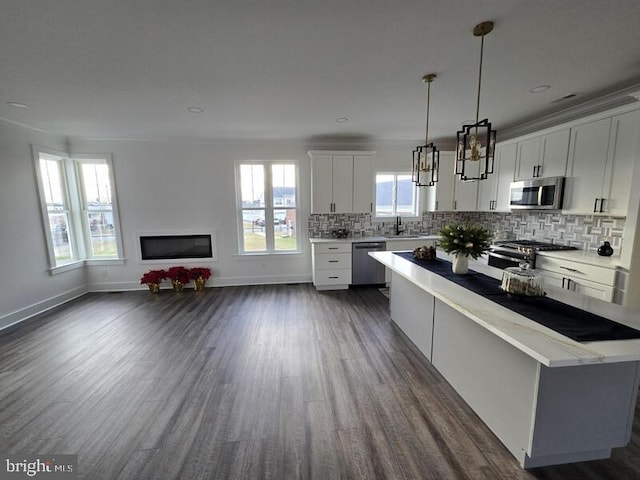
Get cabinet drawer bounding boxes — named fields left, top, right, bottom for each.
left=314, top=252, right=352, bottom=270
left=536, top=256, right=615, bottom=286
left=541, top=270, right=614, bottom=302
left=313, top=242, right=351, bottom=254
left=313, top=269, right=352, bottom=285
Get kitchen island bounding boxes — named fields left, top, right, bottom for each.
left=370, top=250, right=640, bottom=468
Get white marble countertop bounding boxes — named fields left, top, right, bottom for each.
left=536, top=249, right=621, bottom=269
left=370, top=250, right=640, bottom=367
left=309, top=235, right=439, bottom=244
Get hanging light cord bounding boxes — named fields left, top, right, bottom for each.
left=475, top=34, right=484, bottom=125
left=425, top=80, right=431, bottom=144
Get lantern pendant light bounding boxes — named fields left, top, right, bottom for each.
left=412, top=73, right=439, bottom=187
left=455, top=21, right=496, bottom=181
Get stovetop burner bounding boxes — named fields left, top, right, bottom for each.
left=494, top=239, right=577, bottom=252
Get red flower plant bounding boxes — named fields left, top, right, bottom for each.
left=166, top=266, right=190, bottom=284
left=140, top=269, right=166, bottom=285
left=189, top=267, right=212, bottom=280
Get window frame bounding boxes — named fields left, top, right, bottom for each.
left=235, top=159, right=301, bottom=255
left=374, top=170, right=423, bottom=220
left=33, top=146, right=125, bottom=273
left=73, top=153, right=125, bottom=264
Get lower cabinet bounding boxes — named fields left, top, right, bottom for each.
left=311, top=242, right=351, bottom=290
left=535, top=256, right=616, bottom=302
left=389, top=271, right=434, bottom=359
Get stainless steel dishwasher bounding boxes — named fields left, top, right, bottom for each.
left=352, top=241, right=387, bottom=285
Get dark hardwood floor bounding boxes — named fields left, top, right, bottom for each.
left=1, top=284, right=639, bottom=479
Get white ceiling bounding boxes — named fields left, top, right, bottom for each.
left=2, top=0, right=640, bottom=145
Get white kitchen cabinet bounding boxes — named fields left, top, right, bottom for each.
left=425, top=151, right=455, bottom=211
left=453, top=178, right=478, bottom=211
left=602, top=110, right=640, bottom=215
left=535, top=255, right=616, bottom=302
left=563, top=118, right=612, bottom=214
left=514, top=129, right=569, bottom=181
left=309, top=151, right=376, bottom=214
left=477, top=142, right=517, bottom=211
left=353, top=155, right=375, bottom=213
left=390, top=271, right=435, bottom=359
left=311, top=242, right=351, bottom=290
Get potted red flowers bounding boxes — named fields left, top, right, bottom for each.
left=166, top=266, right=191, bottom=292
left=189, top=267, right=212, bottom=291
left=140, top=269, right=166, bottom=293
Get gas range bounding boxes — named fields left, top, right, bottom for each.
left=493, top=239, right=577, bottom=253
left=488, top=240, right=577, bottom=269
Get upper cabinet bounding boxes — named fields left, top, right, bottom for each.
left=477, top=142, right=517, bottom=211
left=563, top=110, right=639, bottom=215
left=425, top=151, right=455, bottom=212
left=514, top=129, right=570, bottom=181
left=309, top=151, right=376, bottom=214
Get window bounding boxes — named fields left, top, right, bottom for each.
left=236, top=161, right=299, bottom=254
left=375, top=172, right=420, bottom=217
left=34, top=147, right=123, bottom=271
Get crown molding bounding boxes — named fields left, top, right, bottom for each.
left=499, top=85, right=640, bottom=141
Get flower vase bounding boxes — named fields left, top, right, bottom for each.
left=193, top=276, right=206, bottom=292
left=171, top=280, right=184, bottom=292
left=147, top=283, right=160, bottom=294
left=452, top=254, right=469, bottom=274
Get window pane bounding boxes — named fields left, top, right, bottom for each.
left=81, top=163, right=112, bottom=206
left=272, top=164, right=296, bottom=207
left=396, top=175, right=416, bottom=215
left=87, top=212, right=117, bottom=257
left=240, top=164, right=265, bottom=208
left=274, top=208, right=296, bottom=251
left=242, top=210, right=266, bottom=251
left=375, top=174, right=394, bottom=216
left=48, top=213, right=72, bottom=261
left=40, top=159, right=65, bottom=208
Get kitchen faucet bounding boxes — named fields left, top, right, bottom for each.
left=394, top=216, right=404, bottom=236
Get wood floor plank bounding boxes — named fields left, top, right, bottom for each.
left=1, top=284, right=640, bottom=479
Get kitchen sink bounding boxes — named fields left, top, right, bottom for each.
left=384, top=234, right=423, bottom=239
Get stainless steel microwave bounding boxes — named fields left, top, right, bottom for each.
left=509, top=176, right=565, bottom=210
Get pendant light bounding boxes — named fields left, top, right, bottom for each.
left=412, top=73, right=439, bottom=187
left=455, top=21, right=496, bottom=181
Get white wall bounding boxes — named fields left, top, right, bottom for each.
left=0, top=121, right=87, bottom=329
left=0, top=118, right=438, bottom=328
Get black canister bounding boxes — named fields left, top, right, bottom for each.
left=597, top=241, right=614, bottom=257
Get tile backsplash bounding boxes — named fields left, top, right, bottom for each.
left=308, top=211, right=626, bottom=255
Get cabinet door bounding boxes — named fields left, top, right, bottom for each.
left=426, top=151, right=455, bottom=211
left=515, top=137, right=541, bottom=180
left=332, top=155, right=354, bottom=213
left=476, top=162, right=498, bottom=212
left=539, top=129, right=570, bottom=177
left=454, top=178, right=479, bottom=211
left=540, top=270, right=614, bottom=302
left=564, top=118, right=612, bottom=213
left=353, top=155, right=374, bottom=213
left=494, top=143, right=517, bottom=211
left=311, top=155, right=334, bottom=213
left=602, top=110, right=640, bottom=216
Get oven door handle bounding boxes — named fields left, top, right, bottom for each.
left=489, top=251, right=528, bottom=262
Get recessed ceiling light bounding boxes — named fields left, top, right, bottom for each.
left=336, top=117, right=349, bottom=123
left=529, top=85, right=551, bottom=94
left=187, top=107, right=204, bottom=113
left=7, top=101, right=29, bottom=108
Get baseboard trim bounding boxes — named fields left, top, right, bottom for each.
left=0, top=286, right=88, bottom=332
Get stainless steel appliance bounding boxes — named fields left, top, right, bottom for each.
left=488, top=239, right=577, bottom=269
left=509, top=176, right=565, bottom=210
left=352, top=241, right=386, bottom=285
